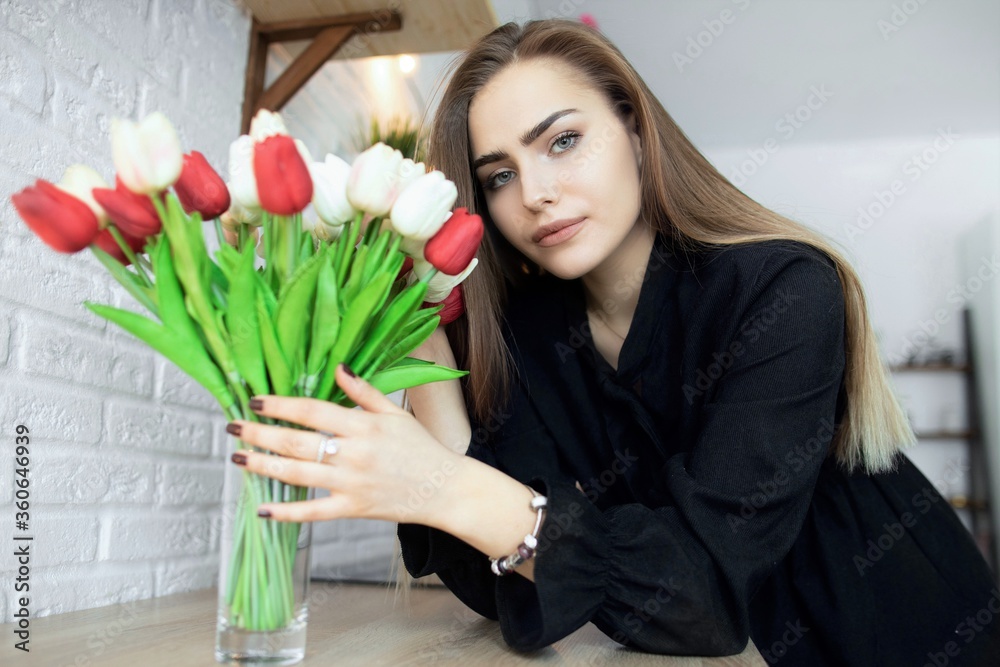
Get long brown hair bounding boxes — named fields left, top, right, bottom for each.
left=425, top=19, right=914, bottom=475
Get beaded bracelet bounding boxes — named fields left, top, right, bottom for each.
left=490, top=488, right=548, bottom=576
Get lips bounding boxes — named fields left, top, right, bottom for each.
left=532, top=216, right=585, bottom=243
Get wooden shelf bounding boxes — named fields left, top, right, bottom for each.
left=913, top=430, right=977, bottom=440
left=888, top=362, right=969, bottom=372
left=949, top=496, right=990, bottom=512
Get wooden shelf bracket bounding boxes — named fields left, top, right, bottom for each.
left=240, top=11, right=404, bottom=134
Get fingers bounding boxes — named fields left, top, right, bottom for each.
left=248, top=364, right=405, bottom=431
left=249, top=390, right=366, bottom=435
left=256, top=495, right=352, bottom=523
left=332, top=363, right=407, bottom=415
left=230, top=421, right=332, bottom=461
left=233, top=448, right=343, bottom=490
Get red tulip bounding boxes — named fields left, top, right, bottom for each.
left=11, top=180, right=101, bottom=253
left=92, top=227, right=147, bottom=266
left=423, top=208, right=484, bottom=275
left=397, top=255, right=414, bottom=281
left=175, top=151, right=230, bottom=220
left=92, top=176, right=162, bottom=238
left=424, top=284, right=464, bottom=325
left=252, top=135, right=313, bottom=215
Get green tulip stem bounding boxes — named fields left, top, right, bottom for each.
left=418, top=265, right=437, bottom=284
left=213, top=217, right=226, bottom=249
left=107, top=225, right=153, bottom=288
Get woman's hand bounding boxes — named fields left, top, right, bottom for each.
left=228, top=363, right=464, bottom=527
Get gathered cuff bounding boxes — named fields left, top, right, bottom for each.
left=397, top=522, right=481, bottom=578
left=495, top=475, right=611, bottom=651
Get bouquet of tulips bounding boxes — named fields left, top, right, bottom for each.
left=10, top=109, right=482, bottom=633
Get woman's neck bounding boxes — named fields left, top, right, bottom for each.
left=580, top=223, right=655, bottom=334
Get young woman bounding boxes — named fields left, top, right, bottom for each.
left=228, top=19, right=1000, bottom=665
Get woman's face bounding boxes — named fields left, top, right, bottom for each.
left=468, top=58, right=644, bottom=280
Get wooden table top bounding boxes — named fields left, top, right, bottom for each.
left=1, top=581, right=765, bottom=666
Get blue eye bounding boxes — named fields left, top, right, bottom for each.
left=552, top=131, right=580, bottom=153
left=483, top=130, right=580, bottom=190
left=486, top=169, right=514, bottom=190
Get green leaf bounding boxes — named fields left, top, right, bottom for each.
left=349, top=280, right=428, bottom=374
left=85, top=302, right=234, bottom=411
left=315, top=271, right=394, bottom=400
left=306, top=250, right=340, bottom=376
left=340, top=245, right=369, bottom=304
left=364, top=314, right=440, bottom=374
left=216, top=243, right=242, bottom=281
left=274, top=250, right=325, bottom=380
left=361, top=228, right=391, bottom=284
left=368, top=361, right=468, bottom=396
left=90, top=243, right=158, bottom=318
left=226, top=244, right=269, bottom=397
left=151, top=233, right=199, bottom=337
left=257, top=289, right=293, bottom=396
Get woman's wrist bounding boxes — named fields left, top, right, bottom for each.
left=424, top=455, right=541, bottom=579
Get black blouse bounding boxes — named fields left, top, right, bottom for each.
left=398, top=234, right=1000, bottom=665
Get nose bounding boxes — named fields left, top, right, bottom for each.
left=520, top=163, right=559, bottom=211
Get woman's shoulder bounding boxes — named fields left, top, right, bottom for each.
left=693, top=238, right=837, bottom=274
left=684, top=237, right=841, bottom=297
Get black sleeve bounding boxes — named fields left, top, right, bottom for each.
left=404, top=248, right=847, bottom=656
left=396, top=431, right=501, bottom=621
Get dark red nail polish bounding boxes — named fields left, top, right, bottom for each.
left=249, top=398, right=264, bottom=411
left=341, top=363, right=356, bottom=378
left=257, top=509, right=272, bottom=518
left=226, top=423, right=242, bottom=437
left=231, top=453, right=247, bottom=465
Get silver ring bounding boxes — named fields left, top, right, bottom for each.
left=315, top=435, right=340, bottom=463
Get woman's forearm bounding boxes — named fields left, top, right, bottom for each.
left=425, top=454, right=540, bottom=582
left=406, top=327, right=472, bottom=454
left=408, top=329, right=538, bottom=581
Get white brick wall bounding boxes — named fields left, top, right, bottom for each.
left=0, top=0, right=402, bottom=626
left=0, top=0, right=410, bottom=625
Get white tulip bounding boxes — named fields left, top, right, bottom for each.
left=110, top=112, right=183, bottom=194
left=397, top=158, right=426, bottom=194
left=56, top=164, right=108, bottom=223
left=309, top=154, right=355, bottom=226
left=398, top=234, right=426, bottom=260
left=407, top=257, right=478, bottom=303
left=227, top=135, right=259, bottom=210
left=221, top=189, right=261, bottom=230
left=346, top=143, right=405, bottom=216
left=389, top=170, right=457, bottom=240
left=249, top=109, right=288, bottom=142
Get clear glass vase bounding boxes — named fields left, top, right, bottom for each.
left=215, top=436, right=314, bottom=665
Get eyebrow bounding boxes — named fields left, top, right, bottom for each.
left=472, top=108, right=579, bottom=171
